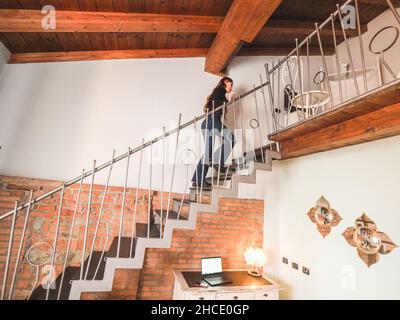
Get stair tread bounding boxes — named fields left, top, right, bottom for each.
left=29, top=265, right=81, bottom=300
left=173, top=198, right=192, bottom=205
left=106, top=237, right=136, bottom=259
left=135, top=223, right=160, bottom=238
left=154, top=210, right=188, bottom=221
left=28, top=237, right=137, bottom=300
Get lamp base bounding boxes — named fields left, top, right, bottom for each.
left=247, top=269, right=263, bottom=277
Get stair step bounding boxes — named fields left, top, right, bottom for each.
left=154, top=210, right=188, bottom=221
left=173, top=198, right=192, bottom=205
left=135, top=223, right=160, bottom=238
left=28, top=266, right=80, bottom=300
left=28, top=237, right=137, bottom=300
left=106, top=237, right=136, bottom=259
left=205, top=175, right=232, bottom=185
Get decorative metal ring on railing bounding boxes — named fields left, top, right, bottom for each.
left=369, top=26, right=400, bottom=54
left=313, top=70, right=327, bottom=85
left=368, top=26, right=399, bottom=54
left=180, top=149, right=197, bottom=166
left=26, top=241, right=53, bottom=267
left=250, top=119, right=260, bottom=129
left=26, top=241, right=54, bottom=300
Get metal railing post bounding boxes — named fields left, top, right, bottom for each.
left=46, top=184, right=66, bottom=300
left=81, top=160, right=96, bottom=280
left=1, top=201, right=19, bottom=300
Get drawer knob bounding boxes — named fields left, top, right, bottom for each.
left=233, top=296, right=239, bottom=300
left=263, top=293, right=269, bottom=297
left=199, top=297, right=205, bottom=300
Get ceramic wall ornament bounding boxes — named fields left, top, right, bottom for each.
left=342, top=213, right=398, bottom=267
left=307, top=196, right=342, bottom=238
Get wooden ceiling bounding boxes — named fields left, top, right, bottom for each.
left=0, top=0, right=393, bottom=74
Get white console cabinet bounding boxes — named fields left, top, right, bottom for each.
left=173, top=269, right=281, bottom=301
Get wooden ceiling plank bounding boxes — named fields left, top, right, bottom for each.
left=0, top=9, right=224, bottom=33
left=262, top=19, right=367, bottom=37
left=205, top=0, right=282, bottom=75
left=238, top=46, right=335, bottom=56
left=8, top=48, right=209, bottom=63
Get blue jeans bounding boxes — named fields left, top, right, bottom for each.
left=192, top=115, right=235, bottom=184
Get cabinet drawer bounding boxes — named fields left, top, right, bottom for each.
left=254, top=290, right=278, bottom=300
left=186, top=292, right=216, bottom=300
left=215, top=291, right=254, bottom=300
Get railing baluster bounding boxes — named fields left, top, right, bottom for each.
left=8, top=190, right=33, bottom=300
left=200, top=110, right=209, bottom=203
left=277, top=62, right=282, bottom=128
left=386, top=0, right=400, bottom=27
left=265, top=63, right=278, bottom=132
left=160, top=128, right=166, bottom=236
left=147, top=143, right=152, bottom=239
left=1, top=201, right=18, bottom=300
left=193, top=119, right=200, bottom=202
left=336, top=4, right=360, bottom=96
left=85, top=151, right=115, bottom=280
left=81, top=160, right=96, bottom=280
left=355, top=0, right=368, bottom=93
left=117, top=147, right=131, bottom=256
left=46, top=184, right=66, bottom=300
left=296, top=38, right=307, bottom=118
left=259, top=75, right=272, bottom=138
left=217, top=103, right=226, bottom=186
left=57, top=170, right=84, bottom=299
left=164, top=114, right=182, bottom=237
left=239, top=99, right=246, bottom=170
left=211, top=102, right=215, bottom=189
left=253, top=85, right=265, bottom=163
left=130, top=139, right=144, bottom=256
left=315, top=23, right=334, bottom=109
left=331, top=14, right=344, bottom=104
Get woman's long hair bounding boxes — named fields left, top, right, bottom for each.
left=204, top=77, right=233, bottom=112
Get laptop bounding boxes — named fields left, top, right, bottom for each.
left=201, top=257, right=232, bottom=286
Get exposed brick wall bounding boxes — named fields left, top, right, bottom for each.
left=80, top=269, right=142, bottom=300
left=0, top=175, right=264, bottom=300
left=137, top=198, right=264, bottom=300
left=0, top=175, right=152, bottom=300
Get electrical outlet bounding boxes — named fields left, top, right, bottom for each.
left=302, top=266, right=310, bottom=276
left=282, top=257, right=288, bottom=264
left=292, top=262, right=298, bottom=270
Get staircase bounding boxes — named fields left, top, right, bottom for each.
left=64, top=152, right=279, bottom=300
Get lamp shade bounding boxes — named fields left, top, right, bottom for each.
left=244, top=247, right=267, bottom=268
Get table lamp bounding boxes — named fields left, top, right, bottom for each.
left=244, top=247, right=267, bottom=277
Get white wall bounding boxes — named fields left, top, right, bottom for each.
left=0, top=41, right=10, bottom=78
left=260, top=9, right=400, bottom=300
left=0, top=57, right=220, bottom=191
left=264, top=136, right=400, bottom=300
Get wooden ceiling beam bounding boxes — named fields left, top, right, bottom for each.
left=8, top=48, right=209, bottom=64
left=205, top=0, right=282, bottom=76
left=0, top=9, right=224, bottom=33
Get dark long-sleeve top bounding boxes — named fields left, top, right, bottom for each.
left=207, top=86, right=228, bottom=119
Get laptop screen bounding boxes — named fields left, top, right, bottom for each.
left=201, top=257, right=222, bottom=275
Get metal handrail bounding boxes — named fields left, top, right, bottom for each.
left=2, top=0, right=398, bottom=222
left=0, top=76, right=273, bottom=222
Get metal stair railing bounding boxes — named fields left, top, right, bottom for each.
left=2, top=0, right=398, bottom=300
left=0, top=65, right=278, bottom=301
